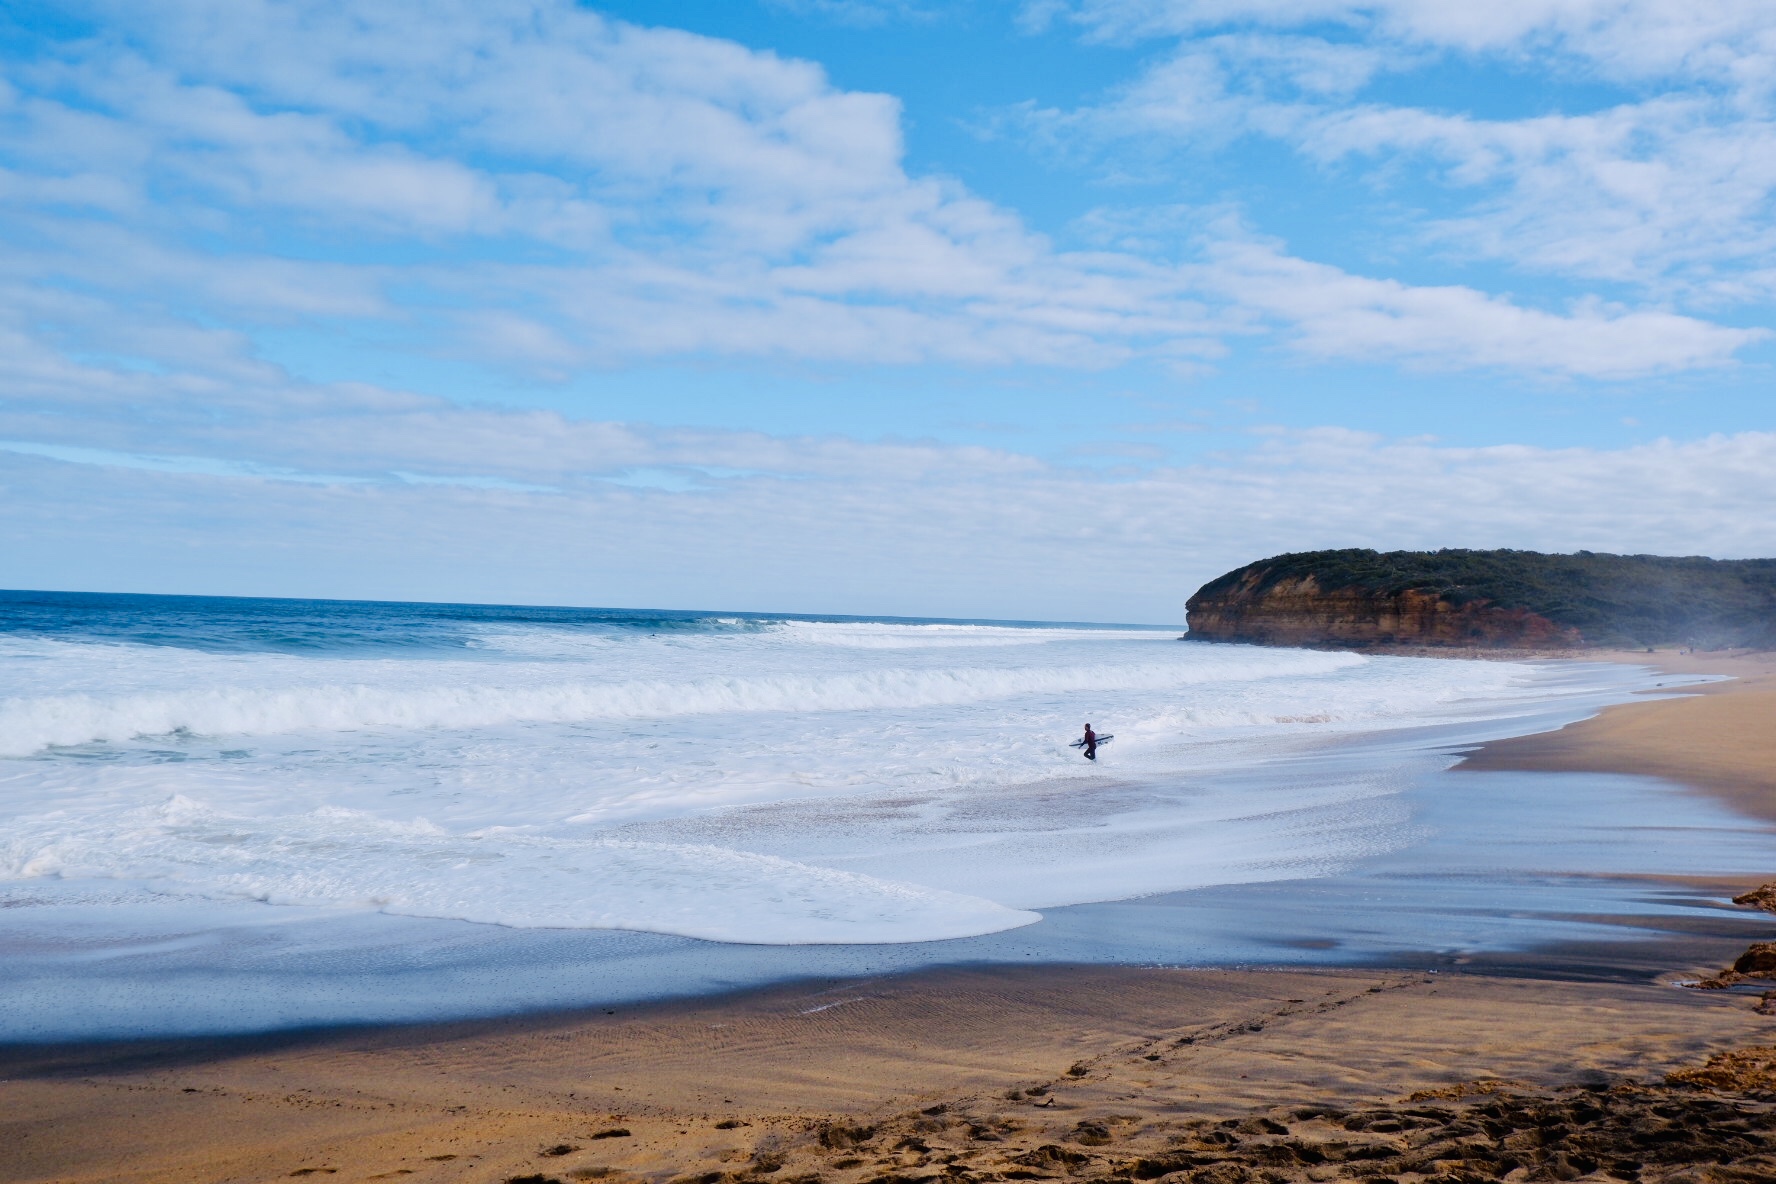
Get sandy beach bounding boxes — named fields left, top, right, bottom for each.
left=1461, top=649, right=1776, bottom=823
left=5, top=652, right=1775, bottom=1184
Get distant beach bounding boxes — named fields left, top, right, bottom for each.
left=1461, top=647, right=1776, bottom=823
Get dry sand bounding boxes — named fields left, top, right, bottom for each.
left=5, top=652, right=1776, bottom=1184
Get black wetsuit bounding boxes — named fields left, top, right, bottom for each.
left=1082, top=727, right=1097, bottom=760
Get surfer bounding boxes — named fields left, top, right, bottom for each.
left=1081, top=723, right=1097, bottom=761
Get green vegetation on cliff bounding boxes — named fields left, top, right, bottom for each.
left=1192, top=548, right=1776, bottom=649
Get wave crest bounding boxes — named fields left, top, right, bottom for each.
left=0, top=650, right=1363, bottom=754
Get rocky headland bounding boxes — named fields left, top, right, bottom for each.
left=1184, top=548, right=1776, bottom=651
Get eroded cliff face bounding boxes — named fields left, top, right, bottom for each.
left=1185, top=572, right=1583, bottom=649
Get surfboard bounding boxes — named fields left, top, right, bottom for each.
left=1068, top=734, right=1112, bottom=748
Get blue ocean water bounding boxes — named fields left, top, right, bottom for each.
left=0, top=588, right=1105, bottom=655
left=1, top=589, right=1768, bottom=1039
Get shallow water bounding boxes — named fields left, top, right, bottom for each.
left=4, top=763, right=1768, bottom=1041
left=1, top=590, right=1764, bottom=1040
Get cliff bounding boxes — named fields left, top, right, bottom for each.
left=1185, top=548, right=1776, bottom=650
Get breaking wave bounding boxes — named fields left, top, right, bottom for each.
left=2, top=596, right=1626, bottom=952
left=0, top=649, right=1365, bottom=755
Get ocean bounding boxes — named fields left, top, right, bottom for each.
left=2, top=590, right=1770, bottom=1039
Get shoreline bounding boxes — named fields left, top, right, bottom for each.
left=7, top=948, right=1774, bottom=1183
left=5, top=652, right=1775, bottom=1182
left=6, top=653, right=1714, bottom=1044
left=1458, top=647, right=1776, bottom=824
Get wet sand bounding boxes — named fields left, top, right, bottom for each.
left=5, top=956, right=1775, bottom=1184
left=1461, top=649, right=1776, bottom=823
left=5, top=651, right=1776, bottom=1184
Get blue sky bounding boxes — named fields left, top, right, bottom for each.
left=1, top=1, right=1774, bottom=621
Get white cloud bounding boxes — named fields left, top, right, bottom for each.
left=1023, top=2, right=1776, bottom=299
left=1197, top=235, right=1767, bottom=376
left=2, top=268, right=1759, bottom=603
left=1303, top=99, right=1776, bottom=295
left=1036, top=1, right=1776, bottom=78
left=763, top=0, right=945, bottom=27
left=0, top=3, right=1765, bottom=619
left=0, top=1, right=1240, bottom=372
left=6, top=402, right=1774, bottom=622
left=0, top=0, right=1747, bottom=388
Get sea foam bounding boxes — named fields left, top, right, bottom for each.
left=4, top=796, right=1036, bottom=943
left=0, top=609, right=1634, bottom=945
left=0, top=649, right=1363, bottom=756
